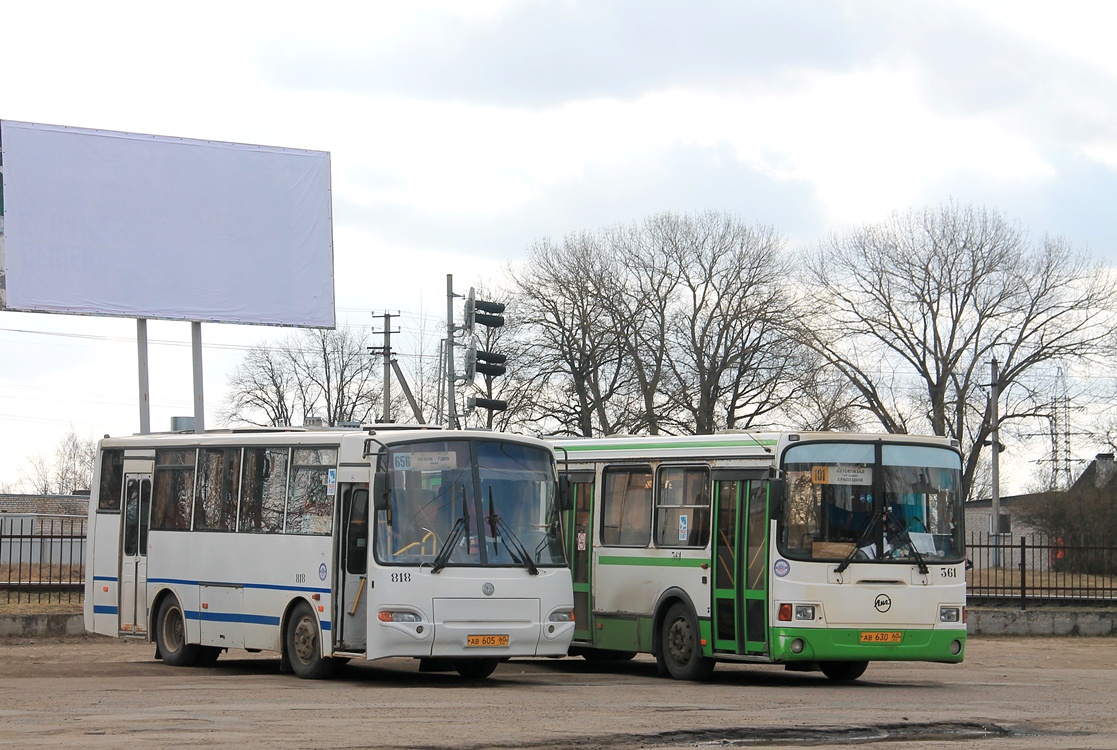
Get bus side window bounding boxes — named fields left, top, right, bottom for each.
left=240, top=448, right=287, bottom=533
left=97, top=450, right=124, bottom=512
left=151, top=449, right=195, bottom=531
left=655, top=466, right=710, bottom=548
left=286, top=448, right=338, bottom=536
left=195, top=448, right=240, bottom=532
left=601, top=467, right=652, bottom=547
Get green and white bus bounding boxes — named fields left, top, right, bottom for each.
left=85, top=426, right=574, bottom=680
left=549, top=432, right=966, bottom=681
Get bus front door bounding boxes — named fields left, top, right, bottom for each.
left=561, top=476, right=594, bottom=643
left=336, top=485, right=370, bottom=651
left=119, top=474, right=151, bottom=635
left=711, top=475, right=769, bottom=656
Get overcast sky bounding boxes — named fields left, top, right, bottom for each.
left=2, top=0, right=1117, bottom=490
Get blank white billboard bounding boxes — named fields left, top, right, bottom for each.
left=0, top=120, right=335, bottom=327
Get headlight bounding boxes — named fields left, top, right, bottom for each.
left=939, top=606, right=962, bottom=623
left=378, top=610, right=421, bottom=623
left=547, top=609, right=574, bottom=623
left=794, top=605, right=816, bottom=621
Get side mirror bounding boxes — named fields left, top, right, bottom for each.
left=372, top=470, right=391, bottom=511
left=768, top=479, right=787, bottom=520
left=558, top=475, right=574, bottom=512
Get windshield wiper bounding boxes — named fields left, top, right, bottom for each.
left=835, top=510, right=878, bottom=574
left=431, top=489, right=470, bottom=574
left=486, top=490, right=539, bottom=576
left=884, top=507, right=930, bottom=574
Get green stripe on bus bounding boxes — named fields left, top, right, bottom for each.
left=598, top=555, right=708, bottom=568
left=558, top=438, right=777, bottom=452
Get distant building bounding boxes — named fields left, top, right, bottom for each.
left=964, top=453, right=1116, bottom=571
left=965, top=453, right=1116, bottom=541
left=0, top=493, right=89, bottom=517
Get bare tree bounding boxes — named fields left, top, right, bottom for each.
left=18, top=427, right=97, bottom=494
left=605, top=219, right=680, bottom=434
left=290, top=327, right=381, bottom=426
left=221, top=344, right=298, bottom=427
left=507, top=233, right=631, bottom=436
left=651, top=213, right=807, bottom=433
left=507, top=212, right=823, bottom=437
left=221, top=327, right=383, bottom=427
left=801, top=203, right=1117, bottom=499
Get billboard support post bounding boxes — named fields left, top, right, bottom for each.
left=192, top=322, right=205, bottom=433
left=137, top=319, right=151, bottom=434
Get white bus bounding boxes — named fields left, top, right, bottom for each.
left=84, top=427, right=575, bottom=679
left=549, top=432, right=966, bottom=681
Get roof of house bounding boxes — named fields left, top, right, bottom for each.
left=968, top=453, right=1117, bottom=509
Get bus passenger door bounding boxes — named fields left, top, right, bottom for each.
left=336, top=484, right=370, bottom=651
left=560, top=474, right=594, bottom=643
left=711, top=473, right=769, bottom=656
left=119, top=474, right=151, bottom=635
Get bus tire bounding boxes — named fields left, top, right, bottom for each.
left=196, top=646, right=222, bottom=667
left=454, top=658, right=499, bottom=679
left=820, top=660, right=869, bottom=681
left=657, top=602, right=715, bottom=681
left=285, top=601, right=339, bottom=680
left=156, top=596, right=202, bottom=667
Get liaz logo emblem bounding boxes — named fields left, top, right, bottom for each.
left=874, top=594, right=892, bottom=613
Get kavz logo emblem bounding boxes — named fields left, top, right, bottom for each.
left=874, top=594, right=892, bottom=613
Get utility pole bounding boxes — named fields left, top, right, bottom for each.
left=369, top=312, right=399, bottom=423
left=446, top=274, right=458, bottom=429
left=990, top=357, right=1002, bottom=566
left=379, top=312, right=396, bottom=422
left=369, top=311, right=426, bottom=424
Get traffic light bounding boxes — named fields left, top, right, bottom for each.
left=467, top=396, right=508, bottom=412
left=463, top=344, right=507, bottom=380
left=464, top=288, right=505, bottom=331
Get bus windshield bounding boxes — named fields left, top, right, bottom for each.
left=778, top=441, right=965, bottom=565
left=375, top=439, right=566, bottom=569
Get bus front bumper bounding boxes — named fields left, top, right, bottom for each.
left=769, top=626, right=966, bottom=663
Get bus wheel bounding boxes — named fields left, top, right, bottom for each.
left=657, top=603, right=715, bottom=681
left=196, top=646, right=222, bottom=667
left=156, top=596, right=201, bottom=667
left=454, top=658, right=499, bottom=680
left=285, top=601, right=339, bottom=679
left=820, top=660, right=868, bottom=681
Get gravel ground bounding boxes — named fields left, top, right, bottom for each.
left=0, top=634, right=1114, bottom=749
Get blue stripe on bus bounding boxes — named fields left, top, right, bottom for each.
left=183, top=610, right=331, bottom=630
left=186, top=610, right=282, bottom=627
left=93, top=575, right=118, bottom=582
left=94, top=605, right=119, bottom=615
left=148, top=577, right=331, bottom=594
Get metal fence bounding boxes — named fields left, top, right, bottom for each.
left=967, top=531, right=1117, bottom=608
left=0, top=515, right=86, bottom=605
left=3, top=517, right=1114, bottom=610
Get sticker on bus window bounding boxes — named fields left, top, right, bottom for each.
left=327, top=469, right=337, bottom=496
left=811, top=465, right=872, bottom=486
left=393, top=452, right=456, bottom=471
left=679, top=514, right=689, bottom=542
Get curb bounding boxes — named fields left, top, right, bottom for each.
left=967, top=607, right=1117, bottom=637
left=0, top=613, right=86, bottom=638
